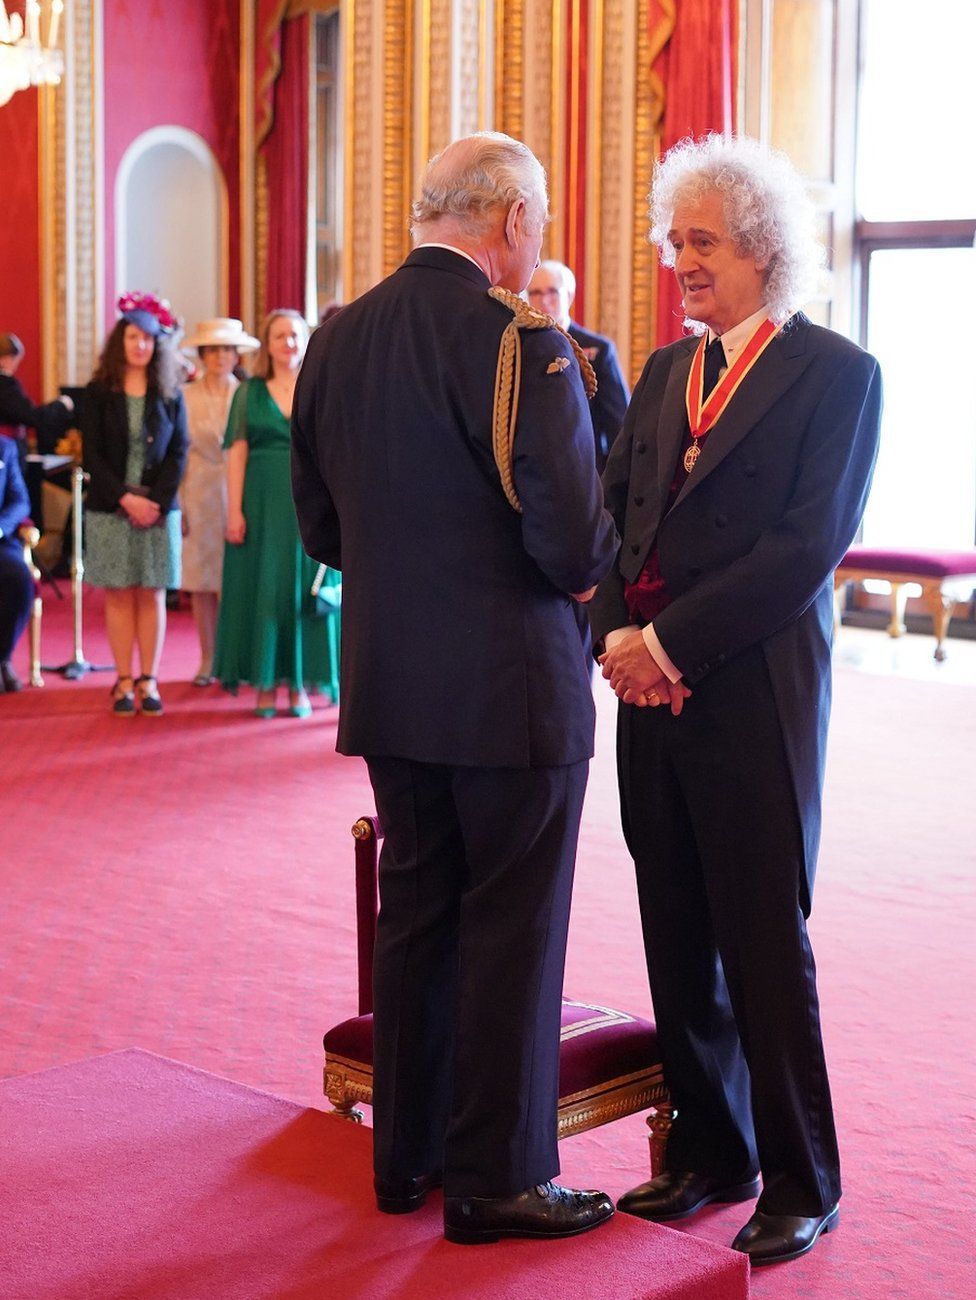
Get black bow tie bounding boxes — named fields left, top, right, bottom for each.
left=703, top=337, right=725, bottom=394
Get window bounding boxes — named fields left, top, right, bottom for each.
left=855, top=0, right=976, bottom=552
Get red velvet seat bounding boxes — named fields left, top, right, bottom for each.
left=835, top=545, right=976, bottom=661
left=324, top=817, right=673, bottom=1173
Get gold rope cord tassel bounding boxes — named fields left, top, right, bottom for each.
left=488, top=286, right=598, bottom=513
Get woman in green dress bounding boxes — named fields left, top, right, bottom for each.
left=213, top=309, right=340, bottom=717
left=83, top=292, right=187, bottom=717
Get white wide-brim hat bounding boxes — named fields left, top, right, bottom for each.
left=182, top=318, right=260, bottom=353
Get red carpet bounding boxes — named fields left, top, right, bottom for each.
left=2, top=591, right=975, bottom=1297
left=0, top=1049, right=748, bottom=1300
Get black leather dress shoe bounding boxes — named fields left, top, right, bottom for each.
left=731, top=1203, right=839, bottom=1264
left=617, top=1170, right=761, bottom=1222
left=374, top=1171, right=443, bottom=1214
left=444, top=1180, right=614, bottom=1244
left=0, top=660, right=22, bottom=692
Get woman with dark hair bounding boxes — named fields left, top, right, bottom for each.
left=213, top=309, right=339, bottom=717
left=82, top=292, right=187, bottom=716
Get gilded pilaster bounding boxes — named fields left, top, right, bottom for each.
left=493, top=0, right=524, bottom=140
left=47, top=0, right=104, bottom=385
left=382, top=0, right=414, bottom=276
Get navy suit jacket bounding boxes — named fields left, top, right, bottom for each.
left=0, top=432, right=31, bottom=553
left=567, top=322, right=629, bottom=473
left=590, top=315, right=882, bottom=904
left=81, top=383, right=188, bottom=514
left=292, top=246, right=619, bottom=768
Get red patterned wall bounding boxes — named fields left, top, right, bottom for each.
left=103, top=0, right=241, bottom=330
left=0, top=35, right=42, bottom=399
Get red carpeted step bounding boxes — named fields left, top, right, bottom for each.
left=0, top=1050, right=748, bottom=1300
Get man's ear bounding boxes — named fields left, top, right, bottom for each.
left=505, top=198, right=525, bottom=246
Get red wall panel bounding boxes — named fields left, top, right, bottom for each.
left=103, top=0, right=241, bottom=330
left=0, top=79, right=42, bottom=400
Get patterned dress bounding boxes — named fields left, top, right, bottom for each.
left=212, top=379, right=339, bottom=696
left=85, top=394, right=182, bottom=590
left=180, top=377, right=237, bottom=592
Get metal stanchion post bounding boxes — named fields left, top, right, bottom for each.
left=43, top=465, right=112, bottom=679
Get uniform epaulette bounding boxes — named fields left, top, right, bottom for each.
left=488, top=286, right=598, bottom=512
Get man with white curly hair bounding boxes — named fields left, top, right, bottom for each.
left=590, top=134, right=882, bottom=1265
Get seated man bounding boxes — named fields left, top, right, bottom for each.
left=0, top=431, right=36, bottom=692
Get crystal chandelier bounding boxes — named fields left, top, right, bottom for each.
left=0, top=1, right=64, bottom=108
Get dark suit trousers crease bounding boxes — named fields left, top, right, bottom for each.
left=366, top=756, right=588, bottom=1198
left=617, top=646, right=841, bottom=1216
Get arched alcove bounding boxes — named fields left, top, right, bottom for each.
left=115, top=127, right=228, bottom=332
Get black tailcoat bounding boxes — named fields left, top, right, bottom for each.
left=590, top=314, right=882, bottom=1215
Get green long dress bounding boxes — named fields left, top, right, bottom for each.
left=212, top=379, right=340, bottom=697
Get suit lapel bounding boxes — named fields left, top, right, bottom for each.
left=672, top=315, right=814, bottom=508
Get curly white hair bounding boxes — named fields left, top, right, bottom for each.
left=649, top=134, right=823, bottom=326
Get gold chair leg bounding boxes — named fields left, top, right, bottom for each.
left=887, top=582, right=908, bottom=638
left=30, top=594, right=44, bottom=687
left=646, top=1101, right=674, bottom=1178
left=920, top=582, right=955, bottom=662
left=330, top=1096, right=365, bottom=1123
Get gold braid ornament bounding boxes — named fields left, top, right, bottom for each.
left=488, top=286, right=598, bottom=512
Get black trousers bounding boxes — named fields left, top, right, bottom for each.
left=617, top=645, right=841, bottom=1217
left=0, top=544, right=33, bottom=662
left=365, top=755, right=588, bottom=1198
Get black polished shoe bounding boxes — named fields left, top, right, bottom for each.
left=444, top=1180, right=614, bottom=1245
left=0, top=660, right=22, bottom=692
left=617, top=1170, right=761, bottom=1222
left=374, top=1171, right=442, bottom=1214
left=732, top=1203, right=839, bottom=1265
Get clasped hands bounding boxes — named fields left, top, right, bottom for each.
left=598, top=631, right=692, bottom=715
left=119, top=491, right=160, bottom=529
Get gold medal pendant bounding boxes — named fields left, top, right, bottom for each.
left=683, top=442, right=701, bottom=473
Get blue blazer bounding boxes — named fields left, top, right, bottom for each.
left=590, top=315, right=882, bottom=906
left=0, top=433, right=31, bottom=553
left=292, top=246, right=619, bottom=769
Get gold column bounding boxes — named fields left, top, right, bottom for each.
left=382, top=0, right=414, bottom=276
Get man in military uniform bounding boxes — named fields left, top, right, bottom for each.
left=527, top=260, right=629, bottom=473
left=292, top=132, right=618, bottom=1244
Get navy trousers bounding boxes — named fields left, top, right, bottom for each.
left=617, top=645, right=841, bottom=1217
left=365, top=755, right=588, bottom=1198
left=0, top=542, right=33, bottom=662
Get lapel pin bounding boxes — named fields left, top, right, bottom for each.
left=547, top=357, right=571, bottom=374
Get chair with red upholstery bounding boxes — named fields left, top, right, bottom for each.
left=834, top=544, right=976, bottom=661
left=324, top=816, right=674, bottom=1175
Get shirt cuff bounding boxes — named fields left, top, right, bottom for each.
left=603, top=624, right=640, bottom=652
left=642, top=623, right=683, bottom=683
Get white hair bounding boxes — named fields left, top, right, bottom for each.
left=536, top=259, right=576, bottom=300
left=410, top=132, right=548, bottom=235
left=649, top=134, right=823, bottom=326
